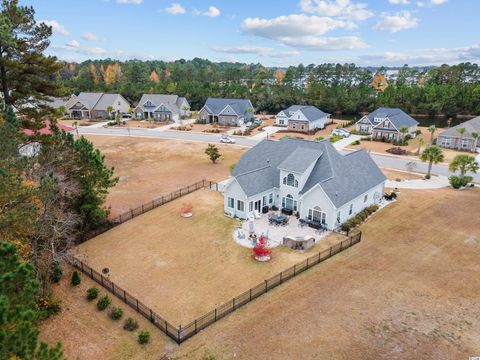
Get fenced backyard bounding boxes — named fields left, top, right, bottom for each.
left=85, top=179, right=219, bottom=240
left=70, top=229, right=361, bottom=344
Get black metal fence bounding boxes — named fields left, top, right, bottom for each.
left=85, top=179, right=219, bottom=240
left=69, top=230, right=361, bottom=344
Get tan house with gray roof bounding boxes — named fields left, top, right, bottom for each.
left=437, top=116, right=480, bottom=152
left=66, top=92, right=130, bottom=119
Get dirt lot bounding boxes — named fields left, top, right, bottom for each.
left=76, top=189, right=345, bottom=325
left=171, top=187, right=480, bottom=359
left=84, top=135, right=247, bottom=217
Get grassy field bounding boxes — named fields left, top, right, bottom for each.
left=76, top=189, right=345, bottom=325
left=39, top=267, right=174, bottom=360
left=84, top=135, right=247, bottom=217
left=171, top=187, right=480, bottom=359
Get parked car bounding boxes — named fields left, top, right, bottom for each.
left=331, top=128, right=351, bottom=137
left=220, top=135, right=236, bottom=144
left=122, top=113, right=132, bottom=120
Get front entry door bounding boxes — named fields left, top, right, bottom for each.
left=254, top=200, right=261, bottom=211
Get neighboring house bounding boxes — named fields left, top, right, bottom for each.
left=134, top=94, right=190, bottom=122
left=20, top=120, right=74, bottom=157
left=66, top=92, right=130, bottom=119
left=224, top=138, right=386, bottom=230
left=437, top=116, right=480, bottom=152
left=197, top=98, right=254, bottom=126
left=275, top=105, right=331, bottom=133
left=356, top=107, right=419, bottom=142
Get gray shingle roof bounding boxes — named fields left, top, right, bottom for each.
left=278, top=147, right=323, bottom=173
left=75, top=92, right=103, bottom=110
left=366, top=107, right=419, bottom=129
left=204, top=98, right=252, bottom=116
left=136, top=94, right=188, bottom=114
left=438, top=116, right=480, bottom=139
left=281, top=105, right=330, bottom=122
left=232, top=138, right=386, bottom=208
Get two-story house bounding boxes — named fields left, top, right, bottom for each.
left=134, top=94, right=190, bottom=122
left=437, top=116, right=480, bottom=152
left=197, top=98, right=254, bottom=126
left=356, top=107, right=419, bottom=142
left=275, top=105, right=331, bottom=133
left=223, top=138, right=386, bottom=230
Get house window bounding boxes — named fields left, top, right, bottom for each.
left=374, top=117, right=383, bottom=123
left=283, top=173, right=298, bottom=188
left=461, top=139, right=469, bottom=149
left=364, top=194, right=368, bottom=203
left=360, top=125, right=369, bottom=133
left=349, top=204, right=353, bottom=215
left=249, top=201, right=253, bottom=212
left=279, top=119, right=284, bottom=125
left=308, top=207, right=326, bottom=225
left=337, top=212, right=341, bottom=224
left=269, top=193, right=273, bottom=204
left=441, top=137, right=451, bottom=146
left=282, top=194, right=297, bottom=211
left=384, top=120, right=390, bottom=128
left=227, top=197, right=234, bottom=208
left=237, top=200, right=244, bottom=212
left=301, top=124, right=305, bottom=130
left=292, top=123, right=296, bottom=129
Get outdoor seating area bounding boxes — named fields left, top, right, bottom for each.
left=233, top=210, right=330, bottom=249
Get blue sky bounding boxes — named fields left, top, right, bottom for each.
left=24, top=0, right=479, bottom=67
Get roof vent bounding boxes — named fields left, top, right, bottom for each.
left=335, top=191, right=338, bottom=197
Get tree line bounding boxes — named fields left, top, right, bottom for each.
left=58, top=60, right=480, bottom=116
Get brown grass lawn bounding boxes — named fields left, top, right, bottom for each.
left=39, top=267, right=174, bottom=360
left=76, top=189, right=345, bottom=325
left=381, top=167, right=424, bottom=181
left=84, top=135, right=247, bottom=217
left=171, top=187, right=480, bottom=360
left=269, top=119, right=352, bottom=141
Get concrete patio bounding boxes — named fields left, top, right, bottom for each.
left=233, top=212, right=330, bottom=249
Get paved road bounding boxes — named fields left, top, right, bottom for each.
left=77, top=126, right=480, bottom=183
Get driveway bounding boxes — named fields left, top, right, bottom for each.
left=250, top=126, right=284, bottom=140
left=386, top=175, right=450, bottom=189
left=332, top=135, right=362, bottom=150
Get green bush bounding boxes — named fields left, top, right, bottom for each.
left=315, top=136, right=324, bottom=141
left=97, top=295, right=111, bottom=311
left=384, top=191, right=397, bottom=200
left=123, top=317, right=139, bottom=331
left=86, top=287, right=99, bottom=301
left=71, top=271, right=81, bottom=286
left=351, top=140, right=360, bottom=145
left=229, top=163, right=236, bottom=173
left=138, top=330, right=150, bottom=344
left=424, top=174, right=431, bottom=179
left=50, top=263, right=63, bottom=283
left=340, top=204, right=379, bottom=232
left=449, top=175, right=472, bottom=189
left=329, top=135, right=343, bottom=143
left=109, top=307, right=124, bottom=320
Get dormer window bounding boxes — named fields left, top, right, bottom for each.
left=144, top=101, right=155, bottom=107
left=283, top=173, right=298, bottom=188
left=374, top=117, right=383, bottom=123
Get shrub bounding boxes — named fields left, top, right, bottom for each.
left=361, top=136, right=371, bottom=141
left=229, top=163, right=236, bottom=173
left=123, top=317, right=139, bottom=331
left=386, top=147, right=407, bottom=155
left=315, top=136, right=324, bottom=141
left=109, top=307, right=124, bottom=320
left=384, top=191, right=397, bottom=201
left=38, top=295, right=62, bottom=318
left=86, top=287, right=99, bottom=301
left=50, top=263, right=63, bottom=283
left=71, top=271, right=81, bottom=286
left=138, top=330, right=150, bottom=344
left=97, top=295, right=111, bottom=311
left=424, top=174, right=431, bottom=179
left=449, top=175, right=472, bottom=189
left=415, top=129, right=422, bottom=136
left=351, top=140, right=360, bottom=145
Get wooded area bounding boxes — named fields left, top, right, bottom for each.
left=58, top=60, right=480, bottom=116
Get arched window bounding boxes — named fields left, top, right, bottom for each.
left=283, top=173, right=298, bottom=187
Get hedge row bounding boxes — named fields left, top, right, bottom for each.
left=341, top=204, right=380, bottom=232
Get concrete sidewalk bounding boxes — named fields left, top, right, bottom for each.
left=250, top=126, right=284, bottom=140
left=333, top=135, right=362, bottom=150
left=386, top=175, right=450, bottom=189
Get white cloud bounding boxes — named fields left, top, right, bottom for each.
left=52, top=44, right=107, bottom=56
left=201, top=6, right=220, bottom=17
left=165, top=3, right=186, bottom=15
left=357, top=44, right=480, bottom=66
left=241, top=14, right=366, bottom=51
left=388, top=0, right=410, bottom=4
left=65, top=40, right=80, bottom=48
left=211, top=45, right=299, bottom=58
left=116, top=0, right=143, bottom=4
left=431, top=0, right=447, bottom=4
left=299, top=0, right=373, bottom=21
left=416, top=1, right=425, bottom=7
left=39, top=20, right=69, bottom=36
left=82, top=32, right=98, bottom=41
left=373, top=11, right=418, bottom=32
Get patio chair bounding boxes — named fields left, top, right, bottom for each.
left=254, top=210, right=261, bottom=219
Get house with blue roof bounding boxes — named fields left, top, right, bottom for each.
left=223, top=138, right=386, bottom=230
left=275, top=105, right=331, bottom=133
left=356, top=107, right=419, bottom=142
left=197, top=97, right=254, bottom=126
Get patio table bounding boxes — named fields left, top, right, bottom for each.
left=269, top=213, right=289, bottom=226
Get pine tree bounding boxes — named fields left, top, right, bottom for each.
left=0, top=242, right=65, bottom=360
